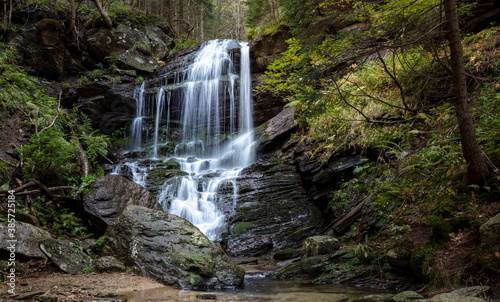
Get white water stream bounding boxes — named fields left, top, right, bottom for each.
left=122, top=40, right=255, bottom=241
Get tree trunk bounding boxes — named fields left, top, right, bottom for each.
left=69, top=0, right=77, bottom=32
left=92, top=0, right=113, bottom=28
left=443, top=0, right=488, bottom=184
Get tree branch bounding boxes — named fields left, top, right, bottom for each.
left=0, top=180, right=77, bottom=202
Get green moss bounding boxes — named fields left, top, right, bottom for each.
left=233, top=222, right=254, bottom=234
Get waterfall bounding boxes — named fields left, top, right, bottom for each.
left=124, top=39, right=255, bottom=241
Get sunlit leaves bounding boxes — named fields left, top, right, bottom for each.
left=256, top=38, right=308, bottom=99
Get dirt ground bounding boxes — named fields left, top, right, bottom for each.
left=0, top=271, right=168, bottom=301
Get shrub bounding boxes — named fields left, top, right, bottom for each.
left=19, top=128, right=79, bottom=185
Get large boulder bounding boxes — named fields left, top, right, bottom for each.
left=303, top=236, right=341, bottom=257
left=39, top=239, right=94, bottom=274
left=0, top=222, right=52, bottom=259
left=85, top=21, right=175, bottom=73
left=83, top=175, right=159, bottom=233
left=105, top=205, right=245, bottom=289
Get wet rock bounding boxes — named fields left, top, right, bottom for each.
left=83, top=175, right=159, bottom=233
left=94, top=256, right=126, bottom=272
left=0, top=222, right=52, bottom=259
left=256, top=106, right=298, bottom=154
left=222, top=159, right=323, bottom=257
left=105, top=205, right=245, bottom=289
left=145, top=166, right=188, bottom=194
left=479, top=212, right=500, bottom=250
left=39, top=239, right=94, bottom=274
left=275, top=256, right=326, bottom=279
left=303, top=236, right=340, bottom=257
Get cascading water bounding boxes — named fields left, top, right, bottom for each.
left=124, top=39, right=255, bottom=241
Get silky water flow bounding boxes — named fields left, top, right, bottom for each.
left=120, top=40, right=255, bottom=241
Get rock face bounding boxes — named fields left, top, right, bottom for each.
left=0, top=222, right=52, bottom=259
left=9, top=8, right=175, bottom=79
left=12, top=18, right=82, bottom=80
left=294, top=145, right=368, bottom=214
left=83, top=175, right=159, bottom=233
left=222, top=158, right=323, bottom=257
left=249, top=26, right=292, bottom=73
left=70, top=81, right=137, bottom=135
left=105, top=205, right=245, bottom=289
left=39, top=239, right=94, bottom=274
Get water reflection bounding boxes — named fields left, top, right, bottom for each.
left=124, top=276, right=385, bottom=302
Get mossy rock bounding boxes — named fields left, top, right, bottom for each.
left=275, top=256, right=326, bottom=279
left=157, top=158, right=181, bottom=170
left=146, top=168, right=188, bottom=184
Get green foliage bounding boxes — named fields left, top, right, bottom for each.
left=168, top=39, right=199, bottom=56
left=33, top=202, right=87, bottom=237
left=83, top=265, right=96, bottom=273
left=277, top=0, right=323, bottom=30
left=0, top=44, right=61, bottom=131
left=93, top=236, right=107, bottom=253
left=19, top=128, right=79, bottom=185
left=256, top=38, right=310, bottom=100
left=353, top=243, right=374, bottom=261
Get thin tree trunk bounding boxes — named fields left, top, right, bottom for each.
left=92, top=0, right=113, bottom=28
left=443, top=0, right=488, bottom=184
left=69, top=0, right=77, bottom=32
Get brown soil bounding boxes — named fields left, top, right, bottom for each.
left=0, top=271, right=167, bottom=301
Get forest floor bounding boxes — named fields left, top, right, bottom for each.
left=0, top=271, right=167, bottom=301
